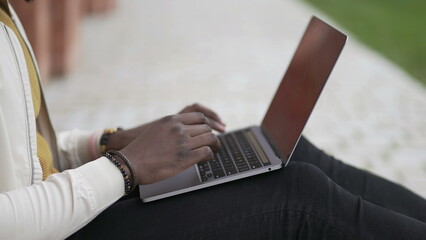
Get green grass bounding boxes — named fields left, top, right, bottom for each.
left=304, top=0, right=426, bottom=85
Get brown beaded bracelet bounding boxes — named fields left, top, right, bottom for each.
left=108, top=150, right=137, bottom=193
left=104, top=151, right=136, bottom=195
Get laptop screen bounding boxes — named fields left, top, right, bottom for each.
left=261, top=16, right=347, bottom=164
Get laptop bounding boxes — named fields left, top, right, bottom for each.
left=139, top=16, right=347, bottom=202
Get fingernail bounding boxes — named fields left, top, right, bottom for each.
left=214, top=121, right=226, bottom=132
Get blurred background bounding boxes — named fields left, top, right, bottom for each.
left=11, top=0, right=426, bottom=197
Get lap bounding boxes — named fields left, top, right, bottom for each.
left=69, top=138, right=426, bottom=239
left=70, top=161, right=359, bottom=239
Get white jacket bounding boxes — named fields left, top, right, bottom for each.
left=0, top=5, right=124, bottom=240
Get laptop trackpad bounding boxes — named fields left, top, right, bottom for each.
left=139, top=166, right=200, bottom=198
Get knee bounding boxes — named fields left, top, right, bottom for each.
left=278, top=162, right=334, bottom=208
left=284, top=161, right=329, bottom=185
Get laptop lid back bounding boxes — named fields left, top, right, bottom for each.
left=261, top=16, right=347, bottom=165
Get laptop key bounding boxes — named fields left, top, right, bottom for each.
left=209, top=158, right=221, bottom=169
left=197, top=162, right=211, bottom=172
left=236, top=164, right=250, bottom=172
left=222, top=161, right=238, bottom=175
left=209, top=157, right=226, bottom=179
left=200, top=174, right=208, bottom=182
left=212, top=169, right=226, bottom=179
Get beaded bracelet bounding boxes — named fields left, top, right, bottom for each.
left=104, top=151, right=136, bottom=195
left=107, top=150, right=137, bottom=193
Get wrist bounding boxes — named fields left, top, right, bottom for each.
left=105, top=150, right=137, bottom=195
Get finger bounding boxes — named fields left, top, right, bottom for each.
left=208, top=118, right=226, bottom=133
left=187, top=132, right=221, bottom=152
left=186, top=124, right=212, bottom=137
left=191, top=103, right=225, bottom=126
left=186, top=146, right=214, bottom=165
left=177, top=112, right=211, bottom=126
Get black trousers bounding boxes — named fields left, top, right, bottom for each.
left=69, top=137, right=426, bottom=239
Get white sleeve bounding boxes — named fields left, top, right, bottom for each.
left=0, top=157, right=124, bottom=240
left=56, top=129, right=102, bottom=171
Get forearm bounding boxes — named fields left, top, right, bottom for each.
left=0, top=158, right=124, bottom=240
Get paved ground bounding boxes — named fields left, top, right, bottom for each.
left=44, top=0, right=426, bottom=197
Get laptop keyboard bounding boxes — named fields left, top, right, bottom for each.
left=197, top=129, right=267, bottom=182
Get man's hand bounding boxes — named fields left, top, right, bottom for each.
left=179, top=103, right=226, bottom=133
left=120, top=112, right=221, bottom=185
left=106, top=103, right=225, bottom=151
